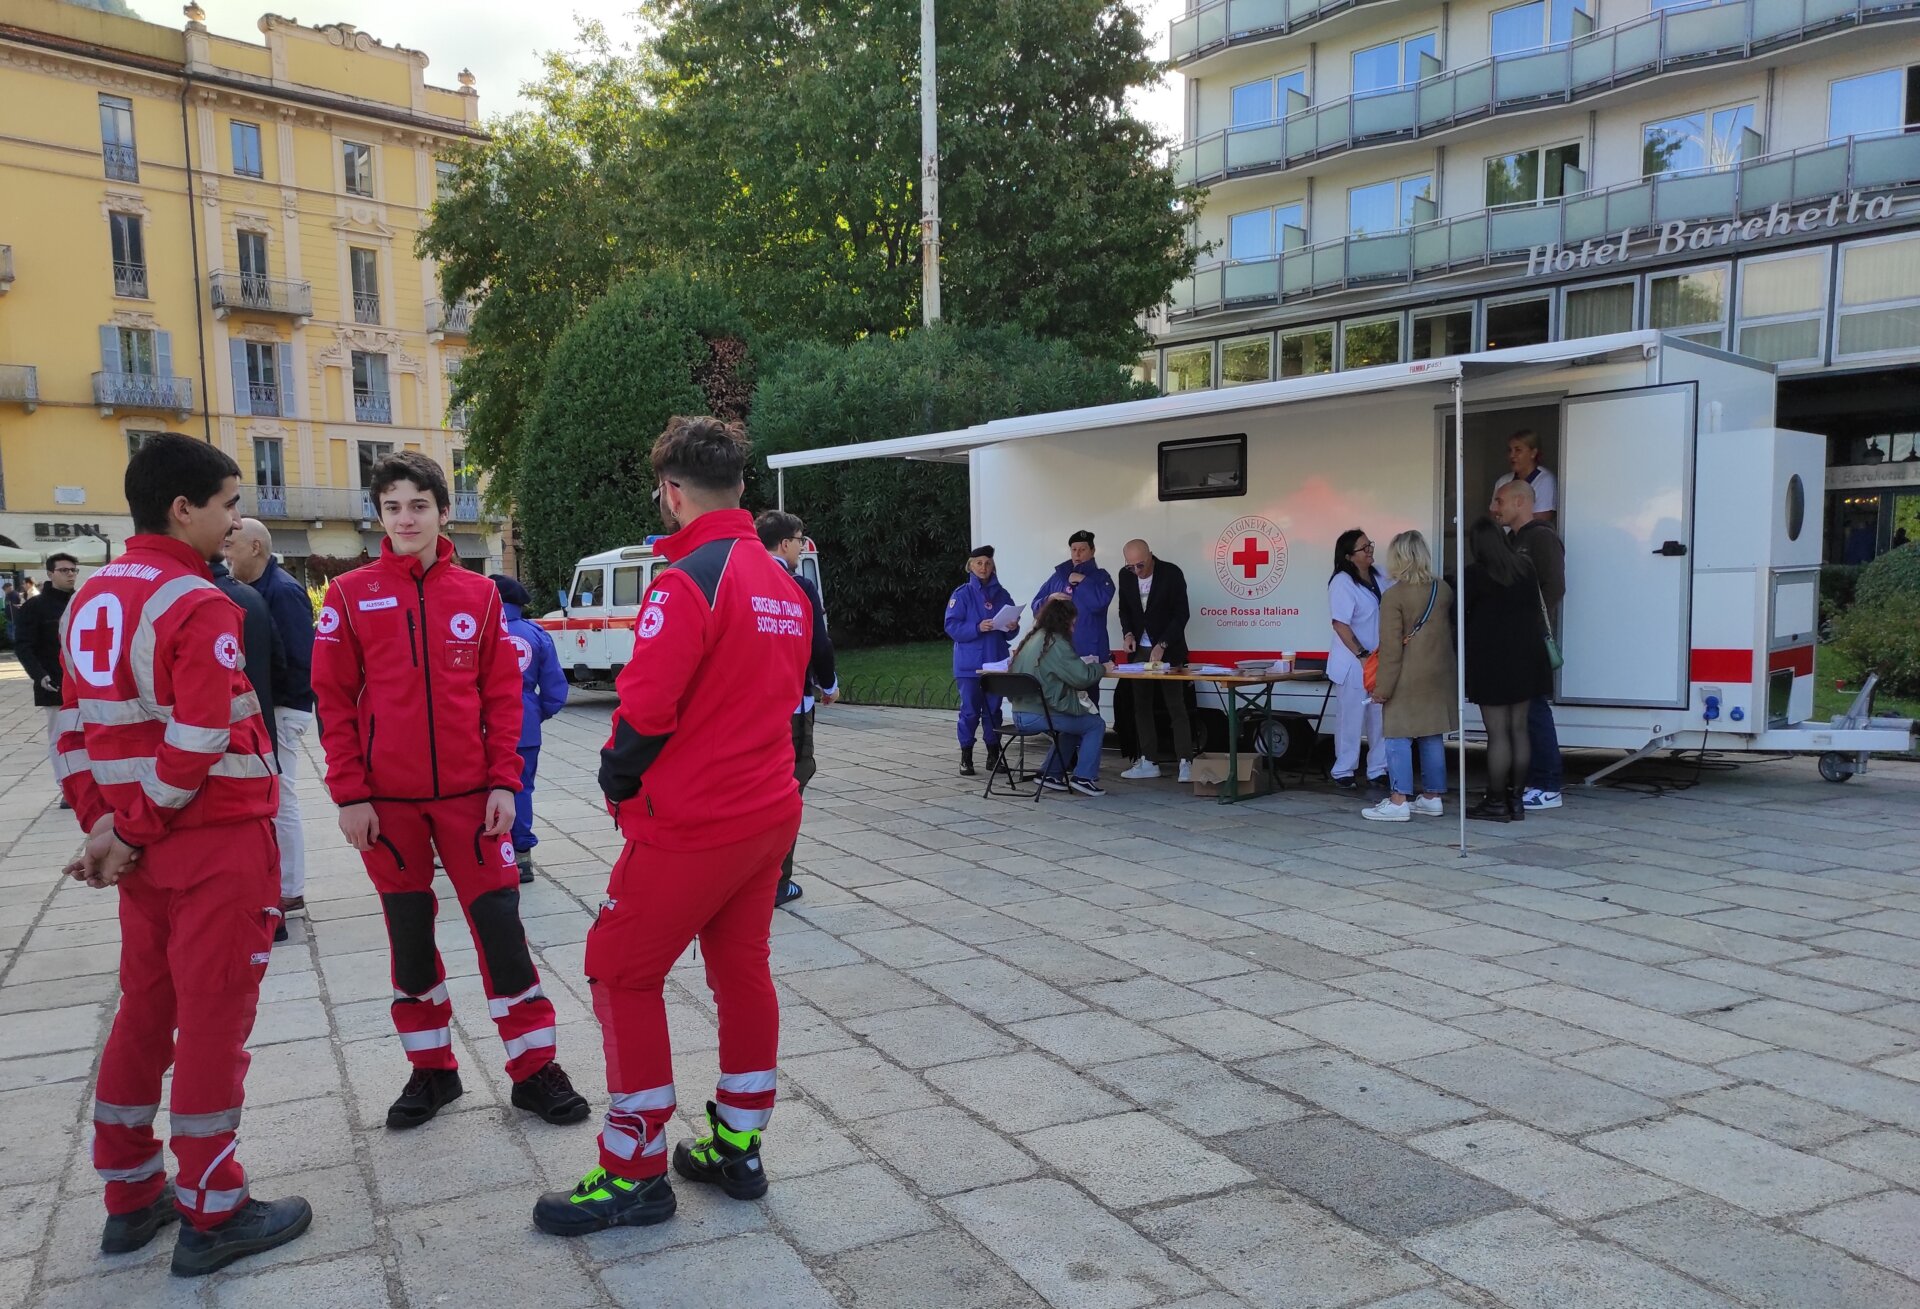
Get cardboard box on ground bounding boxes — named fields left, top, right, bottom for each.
left=1188, top=752, right=1272, bottom=798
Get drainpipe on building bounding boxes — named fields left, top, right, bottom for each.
left=179, top=80, right=213, bottom=443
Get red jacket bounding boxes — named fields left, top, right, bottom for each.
left=599, top=508, right=811, bottom=851
left=56, top=535, right=279, bottom=850
left=312, top=536, right=523, bottom=805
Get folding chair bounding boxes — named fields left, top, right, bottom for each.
left=978, top=672, right=1068, bottom=802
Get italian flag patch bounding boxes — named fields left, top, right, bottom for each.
left=649, top=590, right=670, bottom=604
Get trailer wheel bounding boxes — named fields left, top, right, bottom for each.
left=1246, top=715, right=1312, bottom=763
left=1817, top=752, right=1854, bottom=783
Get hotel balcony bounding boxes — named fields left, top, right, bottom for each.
left=1174, top=0, right=1920, bottom=188
left=1171, top=0, right=1400, bottom=69
left=93, top=370, right=192, bottom=418
left=211, top=272, right=314, bottom=322
left=428, top=296, right=475, bottom=340
left=1169, top=131, right=1920, bottom=318
left=0, top=244, right=12, bottom=294
left=0, top=364, right=37, bottom=411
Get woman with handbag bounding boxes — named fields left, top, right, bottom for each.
left=1327, top=527, right=1394, bottom=790
left=1363, top=531, right=1456, bottom=822
left=1463, top=516, right=1553, bottom=822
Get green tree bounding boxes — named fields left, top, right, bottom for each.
left=515, top=271, right=753, bottom=602
left=642, top=0, right=1194, bottom=356
left=752, top=324, right=1150, bottom=647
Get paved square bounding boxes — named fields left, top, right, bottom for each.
left=5, top=666, right=1920, bottom=1307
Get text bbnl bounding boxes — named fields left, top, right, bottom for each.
left=1526, top=190, right=1896, bottom=276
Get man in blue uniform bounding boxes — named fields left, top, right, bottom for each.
left=1031, top=530, right=1116, bottom=706
left=493, top=575, right=569, bottom=884
left=945, top=546, right=1014, bottom=776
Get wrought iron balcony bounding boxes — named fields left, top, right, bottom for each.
left=1169, top=130, right=1920, bottom=318
left=247, top=382, right=281, bottom=416
left=352, top=292, right=381, bottom=325
left=0, top=364, right=37, bottom=411
left=210, top=272, right=314, bottom=320
left=0, top=244, right=12, bottom=294
left=1174, top=0, right=1920, bottom=187
left=1171, top=0, right=1399, bottom=67
left=113, top=261, right=148, bottom=299
left=93, top=370, right=192, bottom=416
left=452, top=491, right=480, bottom=523
left=428, top=296, right=476, bottom=338
left=353, top=389, right=392, bottom=424
left=102, top=142, right=138, bottom=182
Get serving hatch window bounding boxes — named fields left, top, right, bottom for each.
left=1159, top=435, right=1247, bottom=502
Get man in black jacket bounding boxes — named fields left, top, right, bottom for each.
left=756, top=511, right=837, bottom=908
left=1117, top=539, right=1196, bottom=783
left=15, top=552, right=79, bottom=806
left=1495, top=479, right=1565, bottom=811
left=212, top=548, right=288, bottom=934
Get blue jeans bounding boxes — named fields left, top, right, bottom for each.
left=512, top=745, right=539, bottom=852
left=1386, top=734, right=1447, bottom=797
left=1526, top=697, right=1562, bottom=792
left=1014, top=709, right=1105, bottom=781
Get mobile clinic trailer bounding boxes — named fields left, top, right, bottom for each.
left=769, top=330, right=1915, bottom=809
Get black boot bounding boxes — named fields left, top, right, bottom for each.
left=170, top=1196, right=312, bottom=1277
left=985, top=741, right=1002, bottom=769
left=101, top=1182, right=179, bottom=1254
left=516, top=850, right=535, bottom=884
left=1506, top=786, right=1526, bottom=821
left=512, top=1061, right=591, bottom=1125
left=959, top=747, right=976, bottom=776
left=533, top=1168, right=676, bottom=1236
left=1466, top=790, right=1510, bottom=823
left=387, top=1067, right=463, bottom=1129
left=672, top=1100, right=768, bottom=1200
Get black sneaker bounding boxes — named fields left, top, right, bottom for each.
left=273, top=922, right=289, bottom=944
left=516, top=851, right=534, bottom=885
left=1068, top=777, right=1107, bottom=798
left=1330, top=774, right=1359, bottom=790
left=169, top=1195, right=311, bottom=1277
left=512, top=1061, right=590, bottom=1125
left=1040, top=776, right=1069, bottom=792
left=533, top=1168, right=675, bottom=1236
left=672, top=1100, right=767, bottom=1200
left=386, top=1067, right=463, bottom=1130
left=101, top=1182, right=179, bottom=1254
left=776, top=880, right=804, bottom=908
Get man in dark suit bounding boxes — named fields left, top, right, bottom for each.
left=1116, top=538, right=1196, bottom=783
left=15, top=553, right=79, bottom=806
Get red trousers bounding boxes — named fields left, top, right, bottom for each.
left=587, top=814, right=799, bottom=1180
left=358, top=795, right=557, bottom=1081
left=93, top=820, right=278, bottom=1230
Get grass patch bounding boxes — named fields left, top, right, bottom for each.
left=1815, top=644, right=1920, bottom=722
left=835, top=641, right=959, bottom=709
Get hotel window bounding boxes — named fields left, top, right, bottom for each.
left=1736, top=249, right=1829, bottom=366
left=1342, top=315, right=1403, bottom=369
left=1642, top=104, right=1755, bottom=178
left=1411, top=305, right=1475, bottom=360
left=1834, top=232, right=1920, bottom=361
left=231, top=121, right=264, bottom=178
left=99, top=94, right=137, bottom=181
left=1221, top=334, right=1274, bottom=386
left=1229, top=204, right=1304, bottom=261
left=1648, top=265, right=1729, bottom=348
left=109, top=212, right=147, bottom=298
left=1230, top=71, right=1307, bottom=127
left=1279, top=324, right=1334, bottom=377
left=1352, top=33, right=1436, bottom=96
left=1563, top=280, right=1637, bottom=338
left=1485, top=143, right=1581, bottom=208
left=1485, top=293, right=1552, bottom=349
left=1490, top=0, right=1583, bottom=55
left=342, top=140, right=374, bottom=197
left=1828, top=67, right=1920, bottom=139
left=1348, top=175, right=1431, bottom=237
left=1164, top=344, right=1215, bottom=393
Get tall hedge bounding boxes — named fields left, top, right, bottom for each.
left=751, top=325, right=1150, bottom=647
left=515, top=271, right=753, bottom=605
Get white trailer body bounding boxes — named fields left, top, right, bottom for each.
left=770, top=331, right=1915, bottom=771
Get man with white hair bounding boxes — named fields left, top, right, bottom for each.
left=227, top=518, right=317, bottom=917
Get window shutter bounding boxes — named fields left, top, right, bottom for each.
left=276, top=343, right=296, bottom=416
left=231, top=340, right=251, bottom=416
left=156, top=330, right=174, bottom=380
left=99, top=324, right=122, bottom=374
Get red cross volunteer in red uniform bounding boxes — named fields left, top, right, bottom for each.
left=535, top=416, right=811, bottom=1236
left=57, top=433, right=311, bottom=1277
left=311, top=451, right=588, bottom=1130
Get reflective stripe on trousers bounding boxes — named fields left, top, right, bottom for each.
left=94, top=1099, right=161, bottom=1127
left=171, top=1107, right=243, bottom=1138
left=398, top=1027, right=452, bottom=1052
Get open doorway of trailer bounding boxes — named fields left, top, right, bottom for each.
left=1438, top=398, right=1561, bottom=579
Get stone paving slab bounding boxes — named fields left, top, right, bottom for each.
left=5, top=670, right=1920, bottom=1308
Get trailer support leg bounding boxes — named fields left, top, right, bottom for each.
left=1581, top=734, right=1680, bottom=787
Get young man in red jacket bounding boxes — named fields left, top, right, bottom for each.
left=312, top=451, right=587, bottom=1129
left=535, top=416, right=810, bottom=1236
left=58, top=433, right=310, bottom=1276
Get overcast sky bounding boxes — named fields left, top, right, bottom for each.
left=183, top=0, right=1186, bottom=141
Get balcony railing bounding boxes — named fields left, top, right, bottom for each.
left=247, top=382, right=281, bottom=416
left=1175, top=0, right=1920, bottom=186
left=358, top=490, right=377, bottom=520
left=210, top=271, right=314, bottom=320
left=428, top=297, right=476, bottom=337
left=113, top=261, right=148, bottom=299
left=452, top=491, right=480, bottom=523
left=0, top=364, right=37, bottom=411
left=352, top=292, right=381, bottom=325
left=354, top=389, right=392, bottom=424
left=102, top=142, right=138, bottom=182
left=0, top=244, right=12, bottom=293
left=1171, top=0, right=1397, bottom=66
left=1170, top=130, right=1920, bottom=317
left=94, top=371, right=193, bottom=415
left=447, top=404, right=470, bottom=431
left=240, top=485, right=371, bottom=521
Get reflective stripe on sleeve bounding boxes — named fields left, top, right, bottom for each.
left=93, top=1100, right=160, bottom=1127
left=502, top=1026, right=556, bottom=1060
left=54, top=708, right=83, bottom=735
left=163, top=720, right=232, bottom=753
left=128, top=575, right=217, bottom=707
left=53, top=749, right=93, bottom=782
left=398, top=1027, right=453, bottom=1052
left=79, top=692, right=261, bottom=727
left=487, top=984, right=545, bottom=1019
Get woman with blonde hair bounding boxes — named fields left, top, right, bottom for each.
left=1363, top=530, right=1456, bottom=822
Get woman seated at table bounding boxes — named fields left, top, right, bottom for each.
left=1007, top=597, right=1115, bottom=797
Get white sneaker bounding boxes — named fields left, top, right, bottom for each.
left=1411, top=795, right=1444, bottom=817
left=1121, top=758, right=1162, bottom=780
left=1362, top=798, right=1411, bottom=822
left=1177, top=759, right=1192, bottom=783
left=1522, top=788, right=1563, bottom=810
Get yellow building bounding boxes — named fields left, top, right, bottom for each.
left=0, top=0, right=497, bottom=576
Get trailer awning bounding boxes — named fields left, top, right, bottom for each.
left=765, top=332, right=1665, bottom=471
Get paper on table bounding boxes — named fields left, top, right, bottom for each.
left=988, top=603, right=1021, bottom=632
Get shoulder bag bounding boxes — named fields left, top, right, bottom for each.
left=1364, top=582, right=1437, bottom=694
left=1536, top=584, right=1564, bottom=671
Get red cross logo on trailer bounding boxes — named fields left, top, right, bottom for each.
left=1213, top=515, right=1289, bottom=601
left=67, top=593, right=126, bottom=688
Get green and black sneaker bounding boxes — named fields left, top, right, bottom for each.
left=671, top=1101, right=767, bottom=1200
left=532, top=1168, right=675, bottom=1237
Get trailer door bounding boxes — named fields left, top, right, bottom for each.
left=1557, top=384, right=1695, bottom=708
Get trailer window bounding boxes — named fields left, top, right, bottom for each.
left=1159, top=435, right=1247, bottom=501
